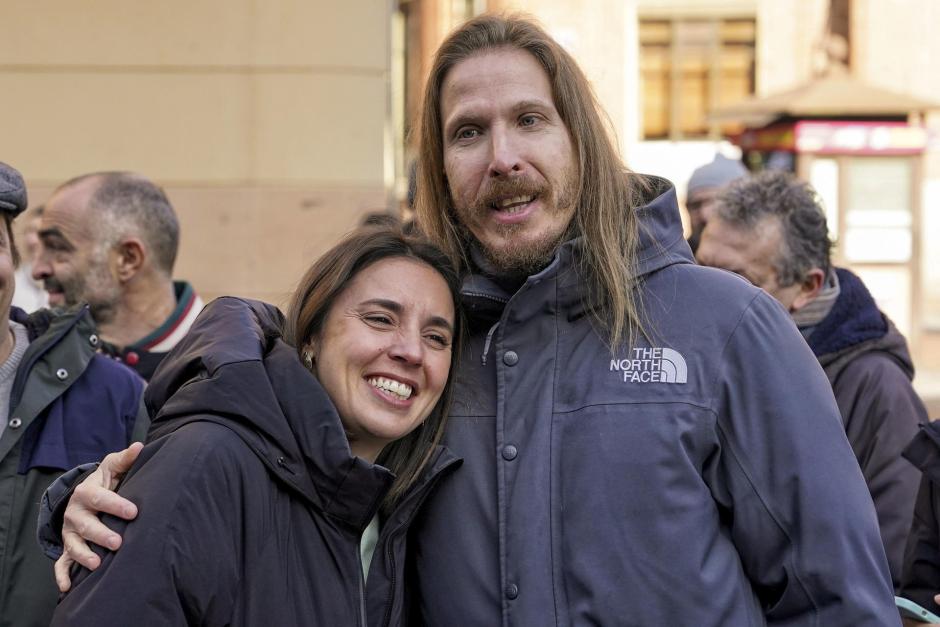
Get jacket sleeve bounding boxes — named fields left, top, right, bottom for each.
left=50, top=422, right=250, bottom=627
left=35, top=385, right=151, bottom=561
left=710, top=292, right=899, bottom=626
left=836, top=353, right=927, bottom=587
left=36, top=462, right=99, bottom=560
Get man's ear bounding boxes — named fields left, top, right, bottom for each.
left=113, top=237, right=146, bottom=281
left=790, top=267, right=826, bottom=312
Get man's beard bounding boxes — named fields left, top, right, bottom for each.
left=455, top=168, right=577, bottom=279
left=469, top=221, right=569, bottom=279
left=45, top=263, right=121, bottom=324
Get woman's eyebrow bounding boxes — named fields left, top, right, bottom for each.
left=359, top=298, right=401, bottom=312
left=426, top=316, right=454, bottom=334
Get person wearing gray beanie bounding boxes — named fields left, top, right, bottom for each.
left=685, top=153, right=748, bottom=253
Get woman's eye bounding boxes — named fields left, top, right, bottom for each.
left=457, top=128, right=479, bottom=140
left=425, top=333, right=450, bottom=348
left=520, top=115, right=538, bottom=127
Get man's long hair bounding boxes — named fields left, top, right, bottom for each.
left=414, top=13, right=649, bottom=347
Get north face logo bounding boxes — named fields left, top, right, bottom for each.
left=609, top=347, right=688, bottom=384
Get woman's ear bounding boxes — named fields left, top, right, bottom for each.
left=302, top=340, right=318, bottom=370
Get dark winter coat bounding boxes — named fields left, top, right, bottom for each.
left=0, top=306, right=146, bottom=627
left=899, top=422, right=940, bottom=614
left=50, top=297, right=459, bottom=627
left=407, top=177, right=899, bottom=626
left=807, top=267, right=927, bottom=587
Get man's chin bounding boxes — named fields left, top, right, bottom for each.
left=480, top=236, right=564, bottom=278
left=46, top=293, right=66, bottom=308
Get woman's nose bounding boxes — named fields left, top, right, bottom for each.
left=386, top=331, right=423, bottom=365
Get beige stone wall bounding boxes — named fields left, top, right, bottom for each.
left=1, top=0, right=392, bottom=303
left=755, top=0, right=827, bottom=94
left=853, top=0, right=940, bottom=103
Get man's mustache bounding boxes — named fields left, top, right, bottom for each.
left=42, top=278, right=64, bottom=294
left=471, top=177, right=547, bottom=212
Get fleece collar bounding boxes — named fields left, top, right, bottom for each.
left=806, top=267, right=886, bottom=358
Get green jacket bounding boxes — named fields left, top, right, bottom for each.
left=0, top=305, right=146, bottom=627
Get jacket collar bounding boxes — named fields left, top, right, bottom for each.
left=807, top=267, right=887, bottom=358
left=7, top=304, right=96, bottom=412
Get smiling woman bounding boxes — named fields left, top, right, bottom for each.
left=49, top=225, right=464, bottom=627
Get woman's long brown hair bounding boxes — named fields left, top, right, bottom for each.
left=285, top=225, right=463, bottom=513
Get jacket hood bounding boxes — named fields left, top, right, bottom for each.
left=461, top=175, right=692, bottom=322
left=145, top=297, right=396, bottom=529
left=811, top=268, right=914, bottom=380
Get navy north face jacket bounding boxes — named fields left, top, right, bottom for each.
left=408, top=177, right=899, bottom=626
left=51, top=298, right=460, bottom=627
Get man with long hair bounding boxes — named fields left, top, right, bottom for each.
left=409, top=14, right=896, bottom=626
left=43, top=13, right=898, bottom=627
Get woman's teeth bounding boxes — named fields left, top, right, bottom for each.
left=368, top=376, right=413, bottom=400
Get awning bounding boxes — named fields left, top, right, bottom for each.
left=710, top=68, right=939, bottom=127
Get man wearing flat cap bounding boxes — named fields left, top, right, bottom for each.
left=0, top=161, right=148, bottom=627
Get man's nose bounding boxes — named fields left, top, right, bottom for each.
left=488, top=126, right=523, bottom=177
left=31, top=251, right=51, bottom=281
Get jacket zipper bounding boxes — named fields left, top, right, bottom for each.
left=380, top=459, right=461, bottom=627
left=358, top=546, right=368, bottom=627
left=461, top=290, right=509, bottom=305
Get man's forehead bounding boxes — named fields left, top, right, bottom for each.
left=42, top=179, right=100, bottom=241
left=440, top=48, right=554, bottom=113
left=704, top=217, right=780, bottom=273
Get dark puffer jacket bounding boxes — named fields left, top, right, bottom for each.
left=51, top=297, right=459, bottom=627
left=806, top=267, right=928, bottom=588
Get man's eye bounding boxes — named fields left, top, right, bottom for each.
left=520, top=115, right=538, bottom=127
left=362, top=313, right=394, bottom=327
left=457, top=128, right=479, bottom=140
left=41, top=241, right=67, bottom=253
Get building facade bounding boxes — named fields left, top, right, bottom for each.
left=1, top=0, right=394, bottom=307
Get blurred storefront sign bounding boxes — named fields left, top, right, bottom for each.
left=737, top=121, right=932, bottom=156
